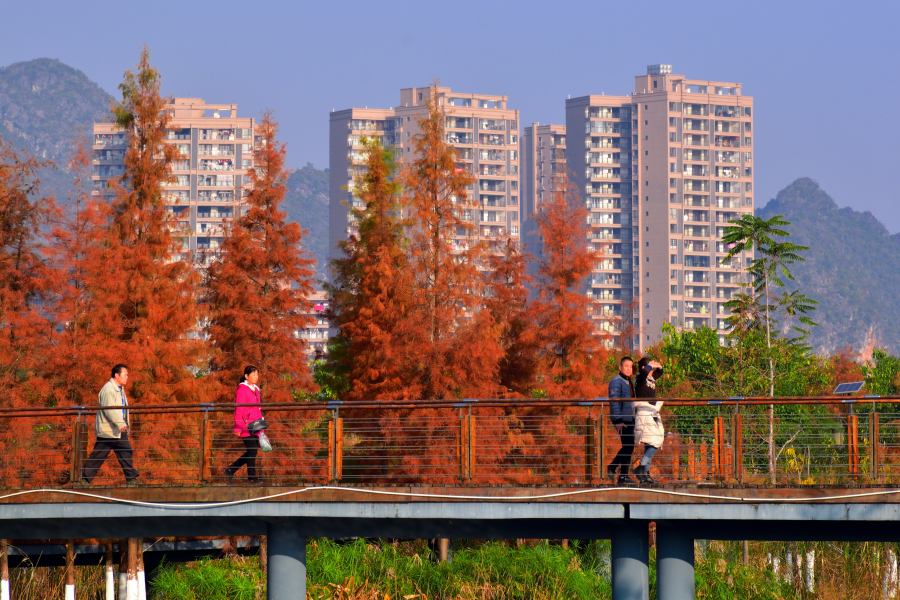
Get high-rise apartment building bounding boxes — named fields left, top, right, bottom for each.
left=328, top=87, right=520, bottom=269
left=564, top=66, right=754, bottom=351
left=521, top=123, right=566, bottom=243
left=92, top=97, right=255, bottom=262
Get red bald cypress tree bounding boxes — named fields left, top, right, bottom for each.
left=204, top=110, right=317, bottom=402
left=328, top=137, right=416, bottom=400
left=530, top=170, right=609, bottom=397
left=0, top=137, right=56, bottom=407
left=88, top=46, right=206, bottom=405
left=399, top=82, right=503, bottom=399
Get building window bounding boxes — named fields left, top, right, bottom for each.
left=645, top=135, right=649, bottom=140
left=669, top=178, right=676, bottom=188
left=670, top=193, right=678, bottom=203
left=745, top=182, right=752, bottom=192
left=671, top=289, right=678, bottom=298
left=669, top=132, right=677, bottom=142
left=669, top=163, right=676, bottom=173
left=670, top=255, right=679, bottom=264
left=744, top=137, right=752, bottom=146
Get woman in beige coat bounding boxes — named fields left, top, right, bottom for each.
left=632, top=356, right=665, bottom=484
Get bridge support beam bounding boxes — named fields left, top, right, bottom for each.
left=657, top=524, right=695, bottom=600
left=267, top=522, right=305, bottom=600
left=611, top=521, right=649, bottom=600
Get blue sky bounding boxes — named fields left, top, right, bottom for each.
left=2, top=0, right=899, bottom=231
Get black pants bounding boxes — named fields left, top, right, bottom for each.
left=609, top=424, right=636, bottom=474
left=81, top=432, right=139, bottom=483
left=228, top=436, right=259, bottom=479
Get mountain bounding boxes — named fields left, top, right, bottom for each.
left=284, top=163, right=329, bottom=284
left=757, top=178, right=900, bottom=356
left=0, top=58, right=114, bottom=201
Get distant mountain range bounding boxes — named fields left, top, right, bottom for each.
left=2, top=58, right=897, bottom=355
left=757, top=178, right=900, bottom=356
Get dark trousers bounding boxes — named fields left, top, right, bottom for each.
left=608, top=424, right=636, bottom=473
left=227, top=436, right=259, bottom=479
left=81, top=432, right=139, bottom=483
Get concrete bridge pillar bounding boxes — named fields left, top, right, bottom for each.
left=267, top=522, right=306, bottom=600
left=656, top=523, right=695, bottom=600
left=611, top=521, right=649, bottom=600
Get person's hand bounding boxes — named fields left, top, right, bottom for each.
left=615, top=423, right=624, bottom=435
left=650, top=361, right=662, bottom=370
left=119, top=425, right=127, bottom=432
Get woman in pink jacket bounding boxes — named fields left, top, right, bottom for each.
left=224, top=365, right=264, bottom=484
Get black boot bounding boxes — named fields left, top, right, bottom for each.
left=606, top=466, right=617, bottom=484
left=617, top=470, right=637, bottom=485
left=634, top=465, right=656, bottom=485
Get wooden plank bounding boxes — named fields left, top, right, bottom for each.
left=848, top=414, right=859, bottom=477
left=335, top=418, right=343, bottom=482
left=199, top=412, right=210, bottom=483
left=732, top=413, right=743, bottom=484
left=870, top=412, right=880, bottom=483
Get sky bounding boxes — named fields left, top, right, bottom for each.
left=2, top=0, right=899, bottom=231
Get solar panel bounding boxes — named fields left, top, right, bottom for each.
left=833, top=382, right=865, bottom=395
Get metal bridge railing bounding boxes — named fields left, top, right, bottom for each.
left=0, top=396, right=896, bottom=488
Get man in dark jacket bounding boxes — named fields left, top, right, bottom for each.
left=608, top=356, right=636, bottom=484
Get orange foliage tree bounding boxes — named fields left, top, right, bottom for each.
left=45, top=141, right=119, bottom=406
left=0, top=136, right=56, bottom=407
left=530, top=170, right=608, bottom=397
left=327, top=137, right=416, bottom=400
left=89, top=46, right=206, bottom=405
left=399, top=82, right=503, bottom=400
left=204, top=111, right=317, bottom=402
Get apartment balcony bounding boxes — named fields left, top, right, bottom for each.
left=480, top=226, right=507, bottom=237
left=587, top=152, right=630, bottom=165
left=198, top=175, right=234, bottom=187
left=92, top=165, right=124, bottom=178
left=683, top=134, right=709, bottom=146
left=683, top=318, right=710, bottom=330
left=480, top=180, right=506, bottom=192
left=456, top=162, right=474, bottom=174
left=198, top=190, right=234, bottom=202
left=684, top=225, right=710, bottom=238
left=588, top=213, right=625, bottom=226
left=479, top=150, right=506, bottom=162
left=587, top=198, right=622, bottom=209
left=683, top=150, right=709, bottom=162
left=480, top=195, right=505, bottom=208
left=164, top=129, right=191, bottom=141
left=448, top=133, right=474, bottom=144
left=684, top=180, right=709, bottom=192
left=684, top=301, right=711, bottom=315
left=684, top=255, right=711, bottom=268
left=196, top=237, right=224, bottom=250
left=587, top=137, right=630, bottom=149
left=685, top=271, right=710, bottom=283
left=479, top=134, right=505, bottom=146
left=683, top=210, right=710, bottom=223
left=683, top=165, right=709, bottom=177
left=199, top=129, right=235, bottom=141
left=587, top=167, right=624, bottom=179
left=713, top=105, right=741, bottom=118
left=446, top=117, right=472, bottom=129
left=94, top=149, right=125, bottom=162
left=715, top=151, right=740, bottom=163
left=587, top=107, right=630, bottom=119
left=196, top=223, right=225, bottom=235
left=199, top=159, right=234, bottom=172
left=587, top=182, right=629, bottom=195
left=684, top=286, right=710, bottom=299
left=714, top=135, right=740, bottom=148
left=715, top=181, right=740, bottom=193
left=349, top=120, right=390, bottom=132
left=715, top=166, right=741, bottom=179
left=683, top=119, right=709, bottom=131
left=479, top=165, right=505, bottom=176
left=589, top=288, right=624, bottom=300
left=714, top=121, right=741, bottom=133
left=715, top=196, right=742, bottom=208
left=479, top=119, right=506, bottom=131
left=589, top=228, right=627, bottom=240
left=683, top=104, right=709, bottom=116
left=197, top=208, right=232, bottom=219
left=684, top=240, right=710, bottom=252
left=171, top=160, right=190, bottom=172
left=586, top=121, right=630, bottom=134
left=165, top=191, right=190, bottom=204
left=594, top=258, right=628, bottom=272
left=96, top=134, right=128, bottom=146
left=199, top=145, right=235, bottom=156
left=684, top=195, right=709, bottom=207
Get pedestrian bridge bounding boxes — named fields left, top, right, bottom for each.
left=1, top=395, right=899, bottom=599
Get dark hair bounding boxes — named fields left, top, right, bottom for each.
left=619, top=356, right=634, bottom=367
left=638, top=356, right=654, bottom=369
left=111, top=364, right=129, bottom=378
left=239, top=365, right=259, bottom=385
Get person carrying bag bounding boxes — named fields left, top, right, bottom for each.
left=632, top=356, right=666, bottom=485
left=223, top=365, right=267, bottom=484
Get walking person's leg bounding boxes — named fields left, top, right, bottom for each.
left=225, top=436, right=259, bottom=482
left=111, top=432, right=139, bottom=482
left=81, top=439, right=115, bottom=483
left=608, top=425, right=636, bottom=483
left=634, top=445, right=659, bottom=484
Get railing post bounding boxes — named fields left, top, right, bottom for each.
left=848, top=414, right=859, bottom=478
left=199, top=404, right=212, bottom=483
left=328, top=410, right=343, bottom=484
left=467, top=412, right=475, bottom=481
left=599, top=404, right=607, bottom=482
left=731, top=413, right=743, bottom=484
left=870, top=412, right=880, bottom=483
left=584, top=411, right=595, bottom=483
left=713, top=417, right=726, bottom=482
left=70, top=409, right=86, bottom=483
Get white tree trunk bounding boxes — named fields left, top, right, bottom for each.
left=883, top=548, right=898, bottom=600
left=65, top=584, right=76, bottom=600
left=106, top=565, right=115, bottom=600
left=805, top=550, right=815, bottom=593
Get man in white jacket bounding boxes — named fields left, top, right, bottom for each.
left=632, top=356, right=665, bottom=484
